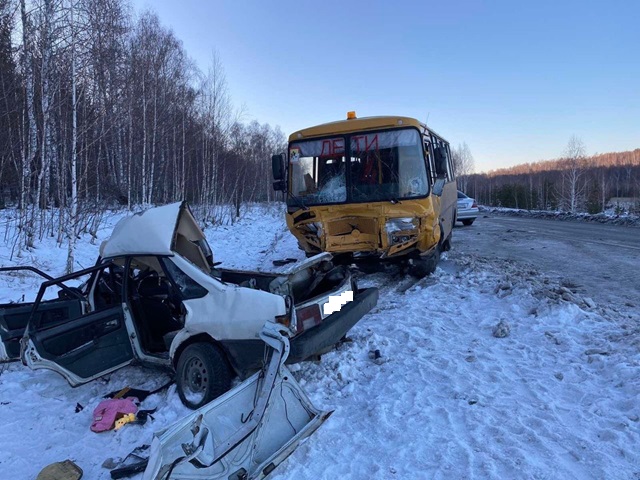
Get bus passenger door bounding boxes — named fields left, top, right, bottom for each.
left=440, top=144, right=457, bottom=240
left=431, top=142, right=456, bottom=242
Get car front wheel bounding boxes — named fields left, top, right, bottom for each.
left=176, top=342, right=232, bottom=409
left=462, top=219, right=475, bottom=226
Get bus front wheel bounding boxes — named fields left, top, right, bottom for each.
left=408, top=249, right=440, bottom=278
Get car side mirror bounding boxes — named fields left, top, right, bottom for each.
left=434, top=146, right=448, bottom=177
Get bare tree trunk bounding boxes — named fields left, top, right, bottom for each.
left=34, top=0, right=56, bottom=216
left=66, top=0, right=78, bottom=274
left=127, top=99, right=133, bottom=209
left=141, top=76, right=147, bottom=204
left=148, top=89, right=157, bottom=203
left=181, top=112, right=186, bottom=199
left=600, top=170, right=607, bottom=212
left=18, top=0, right=37, bottom=254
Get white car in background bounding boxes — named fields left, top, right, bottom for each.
left=456, top=190, right=479, bottom=226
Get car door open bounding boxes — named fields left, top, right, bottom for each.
left=21, top=262, right=135, bottom=386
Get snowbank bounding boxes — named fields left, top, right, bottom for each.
left=481, top=206, right=640, bottom=228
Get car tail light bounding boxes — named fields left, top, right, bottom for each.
left=295, top=304, right=322, bottom=333
left=471, top=201, right=477, bottom=208
left=275, top=313, right=292, bottom=328
left=275, top=295, right=294, bottom=329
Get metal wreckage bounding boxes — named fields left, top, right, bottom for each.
left=0, top=202, right=378, bottom=479
left=144, top=321, right=332, bottom=479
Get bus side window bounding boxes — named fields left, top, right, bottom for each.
left=424, top=140, right=436, bottom=185
left=446, top=144, right=455, bottom=180
left=434, top=145, right=449, bottom=178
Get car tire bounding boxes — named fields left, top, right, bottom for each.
left=176, top=342, right=232, bottom=409
left=462, top=219, right=474, bottom=226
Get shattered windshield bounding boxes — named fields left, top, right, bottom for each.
left=349, top=128, right=428, bottom=202
left=289, top=137, right=347, bottom=205
left=287, top=128, right=428, bottom=206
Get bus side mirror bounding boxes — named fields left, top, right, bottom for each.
left=434, top=147, right=448, bottom=177
left=272, top=154, right=286, bottom=191
left=432, top=177, right=445, bottom=196
left=272, top=154, right=285, bottom=180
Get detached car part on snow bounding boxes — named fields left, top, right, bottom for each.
left=0, top=202, right=378, bottom=408
left=143, top=321, right=332, bottom=480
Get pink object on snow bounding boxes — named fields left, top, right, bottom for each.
left=90, top=397, right=138, bottom=433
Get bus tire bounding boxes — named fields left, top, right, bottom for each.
left=409, top=248, right=440, bottom=278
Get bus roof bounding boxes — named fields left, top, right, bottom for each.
left=288, top=115, right=448, bottom=143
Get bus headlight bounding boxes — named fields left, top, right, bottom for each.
left=385, top=217, right=418, bottom=233
left=302, top=222, right=323, bottom=237
left=386, top=217, right=418, bottom=245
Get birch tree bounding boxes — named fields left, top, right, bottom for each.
left=18, top=0, right=37, bottom=252
left=560, top=135, right=587, bottom=213
left=451, top=142, right=475, bottom=193
left=65, top=0, right=78, bottom=273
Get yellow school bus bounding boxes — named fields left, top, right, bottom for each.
left=272, top=113, right=457, bottom=276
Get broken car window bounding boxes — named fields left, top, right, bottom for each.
left=162, top=259, right=208, bottom=300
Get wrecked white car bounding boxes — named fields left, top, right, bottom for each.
left=0, top=202, right=378, bottom=408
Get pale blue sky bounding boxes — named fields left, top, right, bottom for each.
left=131, top=0, right=639, bottom=172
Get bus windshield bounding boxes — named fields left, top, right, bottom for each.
left=288, top=128, right=428, bottom=206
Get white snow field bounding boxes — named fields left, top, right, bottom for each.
left=0, top=204, right=638, bottom=479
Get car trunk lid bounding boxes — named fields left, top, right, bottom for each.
left=143, top=323, right=331, bottom=479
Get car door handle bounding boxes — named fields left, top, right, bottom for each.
left=105, top=319, right=118, bottom=329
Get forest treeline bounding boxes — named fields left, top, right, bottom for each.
left=1, top=0, right=285, bottom=266
left=460, top=146, right=640, bottom=214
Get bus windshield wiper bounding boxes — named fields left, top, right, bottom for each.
left=287, top=191, right=309, bottom=211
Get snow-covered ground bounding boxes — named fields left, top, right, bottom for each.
left=482, top=205, right=640, bottom=228
left=0, top=204, right=638, bottom=479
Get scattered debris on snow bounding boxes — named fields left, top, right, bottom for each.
left=492, top=320, right=511, bottom=338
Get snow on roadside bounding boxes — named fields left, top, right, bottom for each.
left=482, top=205, right=640, bottom=228
left=205, top=203, right=305, bottom=271
left=0, top=204, right=638, bottom=479
left=272, top=259, right=640, bottom=479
